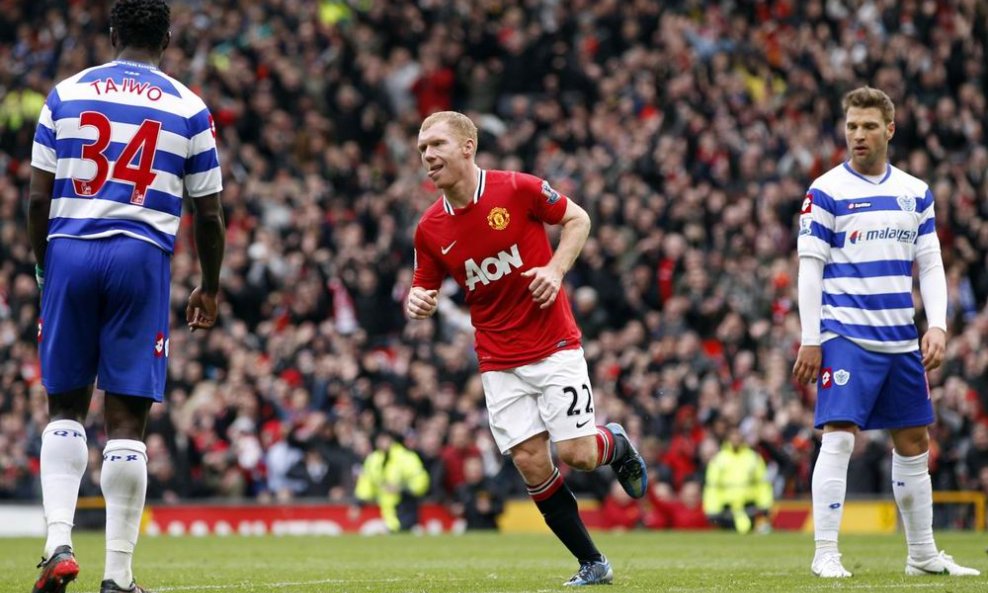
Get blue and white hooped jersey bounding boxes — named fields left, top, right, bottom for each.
left=31, top=60, right=222, bottom=253
left=797, top=162, right=940, bottom=353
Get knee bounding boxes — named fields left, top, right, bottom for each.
left=893, top=428, right=930, bottom=457
left=559, top=442, right=597, bottom=472
left=47, top=387, right=91, bottom=424
left=512, top=450, right=553, bottom=483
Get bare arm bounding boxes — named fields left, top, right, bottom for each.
left=547, top=199, right=591, bottom=275
left=186, top=193, right=225, bottom=330
left=522, top=199, right=591, bottom=309
left=28, top=167, right=55, bottom=271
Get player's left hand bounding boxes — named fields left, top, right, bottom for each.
left=521, top=264, right=563, bottom=309
left=792, top=344, right=821, bottom=385
left=186, top=287, right=218, bottom=331
left=921, top=327, right=946, bottom=371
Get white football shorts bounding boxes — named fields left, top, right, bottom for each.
left=481, top=347, right=598, bottom=454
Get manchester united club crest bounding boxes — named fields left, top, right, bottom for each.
left=487, top=207, right=510, bottom=230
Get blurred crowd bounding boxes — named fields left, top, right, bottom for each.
left=1, top=0, right=988, bottom=530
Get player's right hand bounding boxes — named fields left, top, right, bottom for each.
left=792, top=344, right=822, bottom=385
left=186, top=287, right=218, bottom=331
left=406, top=286, right=439, bottom=319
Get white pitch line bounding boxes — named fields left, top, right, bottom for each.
left=77, top=575, right=523, bottom=593
left=669, top=581, right=970, bottom=592
left=78, top=577, right=404, bottom=593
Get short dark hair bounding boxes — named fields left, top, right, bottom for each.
left=842, top=86, right=895, bottom=124
left=110, top=0, right=171, bottom=52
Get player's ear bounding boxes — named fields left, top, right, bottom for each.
left=462, top=138, right=475, bottom=159
left=110, top=27, right=118, bottom=49
left=886, top=120, right=895, bottom=141
left=162, top=30, right=171, bottom=52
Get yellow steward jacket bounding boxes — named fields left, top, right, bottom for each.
left=355, top=442, right=430, bottom=531
left=702, top=443, right=773, bottom=514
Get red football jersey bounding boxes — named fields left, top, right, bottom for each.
left=413, top=168, right=582, bottom=371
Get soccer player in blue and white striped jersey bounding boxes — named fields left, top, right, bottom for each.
left=793, top=87, right=978, bottom=579
left=27, top=2, right=225, bottom=592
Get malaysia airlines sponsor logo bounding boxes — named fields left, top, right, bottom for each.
left=847, top=227, right=917, bottom=245
left=465, top=243, right=523, bottom=291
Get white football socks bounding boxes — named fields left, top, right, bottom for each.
left=892, top=450, right=938, bottom=562
left=101, top=439, right=148, bottom=587
left=812, top=431, right=854, bottom=557
left=40, top=419, right=88, bottom=558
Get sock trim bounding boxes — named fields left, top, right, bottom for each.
left=43, top=419, right=87, bottom=442
left=527, top=468, right=563, bottom=502
left=595, top=426, right=614, bottom=466
left=103, top=439, right=148, bottom=462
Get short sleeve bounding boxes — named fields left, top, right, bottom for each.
left=184, top=106, right=222, bottom=197
left=796, top=187, right=836, bottom=262
left=31, top=90, right=59, bottom=173
left=412, top=225, right=445, bottom=290
left=914, top=188, right=940, bottom=258
left=515, top=172, right=569, bottom=224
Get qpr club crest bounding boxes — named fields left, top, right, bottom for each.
left=834, top=369, right=850, bottom=386
left=487, top=207, right=510, bottom=230
left=896, top=194, right=916, bottom=212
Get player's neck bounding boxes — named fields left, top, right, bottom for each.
left=443, top=165, right=479, bottom=209
left=115, top=49, right=161, bottom=68
left=848, top=155, right=888, bottom=177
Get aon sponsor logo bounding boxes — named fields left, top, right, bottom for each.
left=465, top=244, right=523, bottom=290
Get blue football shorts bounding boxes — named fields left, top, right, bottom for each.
left=814, top=336, right=934, bottom=430
left=39, top=236, right=170, bottom=401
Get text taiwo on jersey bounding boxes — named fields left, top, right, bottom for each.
left=465, top=243, right=523, bottom=291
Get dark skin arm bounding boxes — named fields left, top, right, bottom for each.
left=186, top=192, right=225, bottom=330
left=28, top=167, right=55, bottom=270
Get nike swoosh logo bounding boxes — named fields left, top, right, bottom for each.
left=441, top=241, right=456, bottom=255
left=575, top=419, right=592, bottom=428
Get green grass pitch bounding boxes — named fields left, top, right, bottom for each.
left=3, top=531, right=985, bottom=592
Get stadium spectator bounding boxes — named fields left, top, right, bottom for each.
left=962, top=423, right=988, bottom=490
left=599, top=480, right=644, bottom=531
left=645, top=480, right=710, bottom=531
left=438, top=421, right=480, bottom=498
left=451, top=455, right=505, bottom=531
left=354, top=430, right=430, bottom=533
left=702, top=425, right=773, bottom=534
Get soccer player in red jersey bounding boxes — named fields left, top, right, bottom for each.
left=407, top=111, right=648, bottom=586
